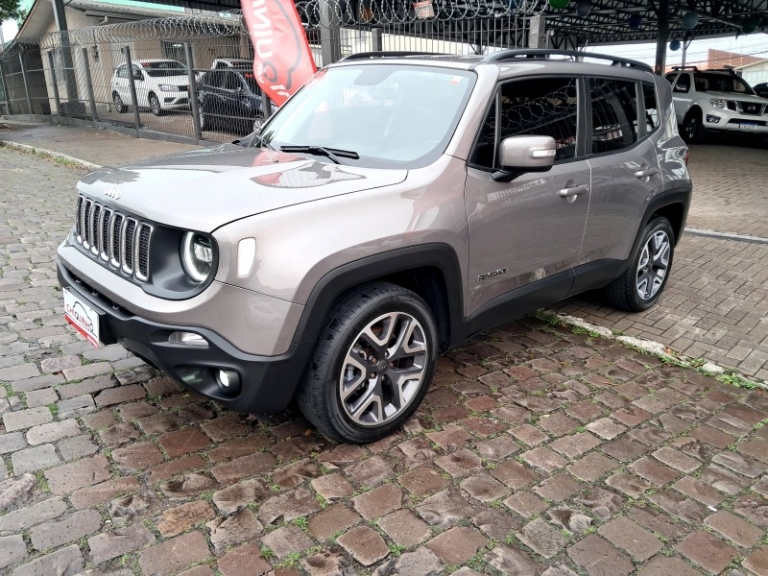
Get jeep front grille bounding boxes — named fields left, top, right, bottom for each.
left=74, top=195, right=153, bottom=282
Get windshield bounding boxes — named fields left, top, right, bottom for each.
left=694, top=72, right=755, bottom=94
left=259, top=65, right=476, bottom=168
left=141, top=61, right=188, bottom=78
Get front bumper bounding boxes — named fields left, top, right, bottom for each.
left=703, top=110, right=768, bottom=133
left=57, top=260, right=310, bottom=414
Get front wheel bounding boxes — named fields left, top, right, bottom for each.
left=149, top=93, right=164, bottom=116
left=681, top=109, right=706, bottom=144
left=604, top=217, right=675, bottom=312
left=112, top=92, right=126, bottom=113
left=297, top=282, right=438, bottom=443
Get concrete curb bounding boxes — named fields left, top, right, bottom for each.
left=0, top=139, right=102, bottom=171
left=539, top=308, right=768, bottom=391
left=686, top=228, right=768, bottom=245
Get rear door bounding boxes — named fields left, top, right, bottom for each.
left=464, top=75, right=590, bottom=316
left=580, top=78, right=662, bottom=272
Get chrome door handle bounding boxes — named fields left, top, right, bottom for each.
left=634, top=167, right=659, bottom=178
left=559, top=184, right=589, bottom=198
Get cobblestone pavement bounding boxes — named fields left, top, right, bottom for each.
left=2, top=149, right=768, bottom=575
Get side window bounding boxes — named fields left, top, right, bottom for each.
left=470, top=76, right=579, bottom=168
left=664, top=73, right=677, bottom=84
left=205, top=71, right=224, bottom=88
left=674, top=74, right=690, bottom=93
left=590, top=78, right=638, bottom=154
left=224, top=72, right=241, bottom=91
left=642, top=82, right=659, bottom=133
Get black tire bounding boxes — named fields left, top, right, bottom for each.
left=604, top=217, right=675, bottom=312
left=297, top=282, right=438, bottom=444
left=197, top=104, right=209, bottom=131
left=149, top=93, right=164, bottom=116
left=681, top=109, right=707, bottom=144
left=112, top=92, right=126, bottom=114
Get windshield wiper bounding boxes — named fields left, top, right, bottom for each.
left=280, top=145, right=359, bottom=164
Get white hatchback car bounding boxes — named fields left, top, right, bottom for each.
left=111, top=59, right=191, bottom=116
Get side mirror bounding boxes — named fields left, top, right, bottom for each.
left=492, top=135, right=557, bottom=182
left=133, top=72, right=143, bottom=82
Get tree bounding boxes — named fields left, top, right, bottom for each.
left=0, top=0, right=23, bottom=25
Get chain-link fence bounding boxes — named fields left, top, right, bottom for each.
left=0, top=1, right=541, bottom=144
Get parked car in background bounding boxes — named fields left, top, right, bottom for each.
left=59, top=50, right=691, bottom=443
left=111, top=59, right=192, bottom=116
left=664, top=66, right=768, bottom=143
left=211, top=58, right=253, bottom=70
left=195, top=65, right=266, bottom=134
left=753, top=82, right=768, bottom=98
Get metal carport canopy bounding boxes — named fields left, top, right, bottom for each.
left=125, top=0, right=768, bottom=73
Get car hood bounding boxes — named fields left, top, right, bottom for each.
left=149, top=74, right=190, bottom=85
left=708, top=91, right=768, bottom=104
left=77, top=145, right=408, bottom=232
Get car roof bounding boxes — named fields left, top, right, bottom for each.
left=330, top=51, right=657, bottom=83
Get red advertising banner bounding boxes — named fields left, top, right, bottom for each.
left=241, top=0, right=318, bottom=107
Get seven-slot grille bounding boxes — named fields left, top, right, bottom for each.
left=75, top=195, right=153, bottom=281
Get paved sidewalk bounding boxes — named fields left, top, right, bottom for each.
left=555, top=144, right=768, bottom=384
left=685, top=144, right=768, bottom=239
left=0, top=120, right=205, bottom=167
left=1, top=142, right=768, bottom=575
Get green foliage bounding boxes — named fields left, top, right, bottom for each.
left=0, top=0, right=24, bottom=24
left=718, top=371, right=761, bottom=390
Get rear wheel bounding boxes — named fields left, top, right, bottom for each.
left=604, top=217, right=675, bottom=312
left=681, top=109, right=706, bottom=144
left=297, top=282, right=438, bottom=443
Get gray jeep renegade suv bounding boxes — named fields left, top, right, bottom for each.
left=58, top=50, right=692, bottom=443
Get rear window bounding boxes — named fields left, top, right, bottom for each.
left=141, top=61, right=187, bottom=78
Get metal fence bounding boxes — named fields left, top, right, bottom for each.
left=0, top=1, right=541, bottom=144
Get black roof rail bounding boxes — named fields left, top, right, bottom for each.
left=671, top=65, right=699, bottom=71
left=341, top=51, right=445, bottom=61
left=482, top=49, right=653, bottom=72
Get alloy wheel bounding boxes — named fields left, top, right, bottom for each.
left=636, top=230, right=670, bottom=300
left=339, top=312, right=428, bottom=427
left=150, top=95, right=161, bottom=115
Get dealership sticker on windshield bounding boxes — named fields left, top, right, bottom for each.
left=63, top=288, right=100, bottom=348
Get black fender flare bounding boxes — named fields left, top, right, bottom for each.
left=291, top=243, right=466, bottom=351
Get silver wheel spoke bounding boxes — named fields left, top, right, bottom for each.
left=636, top=230, right=671, bottom=301
left=339, top=310, right=429, bottom=428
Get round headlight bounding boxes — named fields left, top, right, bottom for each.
left=181, top=232, right=214, bottom=283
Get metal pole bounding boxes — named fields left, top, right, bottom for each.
left=52, top=0, right=79, bottom=102
left=319, top=0, right=342, bottom=65
left=81, top=47, right=98, bottom=121
left=47, top=51, right=62, bottom=116
left=184, top=42, right=202, bottom=142
left=263, top=96, right=272, bottom=119
left=19, top=53, right=33, bottom=114
left=371, top=28, right=383, bottom=52
left=124, top=46, right=141, bottom=135
left=654, top=0, right=670, bottom=75
left=0, top=61, right=11, bottom=115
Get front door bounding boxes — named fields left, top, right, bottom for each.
left=465, top=76, right=590, bottom=316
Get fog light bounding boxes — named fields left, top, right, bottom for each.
left=706, top=114, right=721, bottom=124
left=216, top=369, right=241, bottom=396
left=169, top=332, right=208, bottom=347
